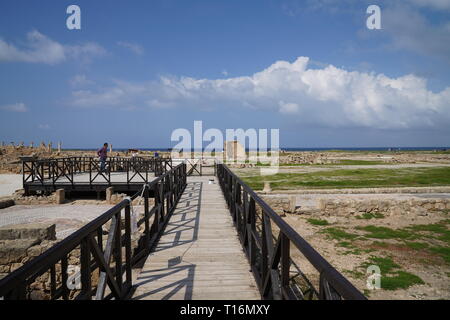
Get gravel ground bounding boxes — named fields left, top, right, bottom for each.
left=283, top=212, right=450, bottom=300
left=0, top=174, right=22, bottom=197
left=0, top=204, right=136, bottom=239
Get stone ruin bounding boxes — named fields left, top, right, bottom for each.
left=224, top=140, right=246, bottom=162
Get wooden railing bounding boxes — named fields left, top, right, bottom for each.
left=0, top=163, right=186, bottom=300
left=216, top=163, right=366, bottom=300
left=22, top=156, right=172, bottom=187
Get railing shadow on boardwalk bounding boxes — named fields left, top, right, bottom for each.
left=0, top=163, right=187, bottom=300
left=131, top=181, right=202, bottom=300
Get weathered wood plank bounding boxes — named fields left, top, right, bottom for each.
left=132, top=177, right=260, bottom=300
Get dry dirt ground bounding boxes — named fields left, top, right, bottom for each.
left=283, top=210, right=450, bottom=300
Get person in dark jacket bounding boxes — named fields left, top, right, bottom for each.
left=97, top=143, right=108, bottom=173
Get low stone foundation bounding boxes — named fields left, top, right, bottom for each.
left=0, top=224, right=57, bottom=279
left=317, top=198, right=450, bottom=217
left=0, top=214, right=146, bottom=299
left=258, top=195, right=296, bottom=216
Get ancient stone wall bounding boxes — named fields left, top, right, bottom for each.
left=316, top=198, right=450, bottom=217
left=0, top=212, right=148, bottom=299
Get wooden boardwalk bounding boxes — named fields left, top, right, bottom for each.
left=131, top=176, right=260, bottom=300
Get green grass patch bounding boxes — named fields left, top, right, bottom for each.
left=361, top=256, right=424, bottom=290
left=404, top=242, right=429, bottom=250
left=429, top=246, right=450, bottom=264
left=382, top=271, right=425, bottom=290
left=241, top=166, right=450, bottom=190
left=357, top=225, right=419, bottom=240
left=364, top=256, right=401, bottom=274
left=343, top=269, right=365, bottom=279
left=337, top=241, right=354, bottom=248
left=321, top=227, right=359, bottom=241
left=407, top=220, right=450, bottom=244
left=343, top=248, right=374, bottom=255
left=307, top=218, right=329, bottom=226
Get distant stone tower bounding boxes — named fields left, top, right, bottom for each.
left=223, top=140, right=245, bottom=162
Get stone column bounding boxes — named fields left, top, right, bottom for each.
left=58, top=141, right=62, bottom=152
left=48, top=142, right=52, bottom=152
left=106, top=187, right=114, bottom=204
left=263, top=182, right=272, bottom=193
left=288, top=195, right=297, bottom=213
left=109, top=144, right=112, bottom=153
left=55, top=189, right=65, bottom=204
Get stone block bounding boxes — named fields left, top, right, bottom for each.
left=0, top=223, right=56, bottom=241
left=0, top=239, right=40, bottom=264
left=55, top=189, right=65, bottom=204
left=106, top=187, right=114, bottom=204
left=0, top=199, right=15, bottom=209
left=288, top=196, right=297, bottom=213
left=262, top=182, right=271, bottom=193
left=318, top=199, right=327, bottom=211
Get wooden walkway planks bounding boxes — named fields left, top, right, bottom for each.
left=131, top=176, right=260, bottom=300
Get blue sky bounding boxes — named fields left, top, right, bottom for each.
left=0, top=0, right=449, bottom=149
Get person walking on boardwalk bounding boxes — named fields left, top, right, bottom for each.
left=97, top=142, right=108, bottom=173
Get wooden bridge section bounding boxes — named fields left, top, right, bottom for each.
left=1, top=162, right=366, bottom=301
left=132, top=176, right=260, bottom=300
left=21, top=156, right=172, bottom=194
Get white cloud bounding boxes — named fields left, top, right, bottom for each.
left=69, top=74, right=95, bottom=87
left=282, top=1, right=450, bottom=62
left=117, top=41, right=144, bottom=55
left=68, top=57, right=450, bottom=129
left=0, top=102, right=28, bottom=112
left=279, top=101, right=300, bottom=114
left=0, top=30, right=106, bottom=65
left=380, top=5, right=450, bottom=63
